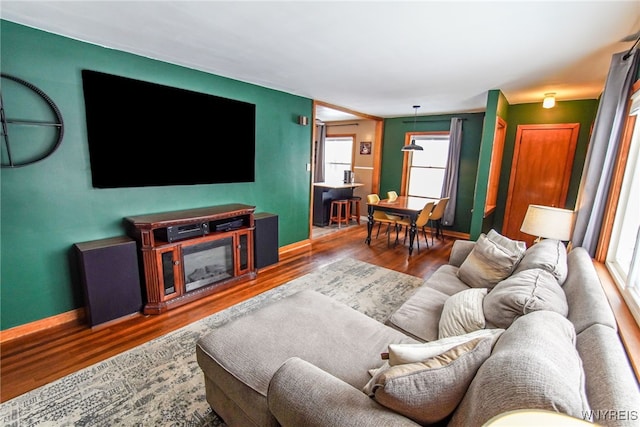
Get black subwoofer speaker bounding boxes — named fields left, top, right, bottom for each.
left=254, top=212, right=279, bottom=269
left=73, top=236, right=142, bottom=326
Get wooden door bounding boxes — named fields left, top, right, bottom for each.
left=502, top=123, right=579, bottom=245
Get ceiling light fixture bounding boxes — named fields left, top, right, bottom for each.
left=542, top=93, right=556, bottom=109
left=401, top=105, right=424, bottom=151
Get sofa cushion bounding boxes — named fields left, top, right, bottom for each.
left=386, top=328, right=504, bottom=366
left=512, top=238, right=568, bottom=284
left=448, top=240, right=477, bottom=267
left=449, top=311, right=591, bottom=426
left=483, top=268, right=569, bottom=328
left=386, top=286, right=450, bottom=342
left=363, top=337, right=494, bottom=425
left=438, top=288, right=487, bottom=339
left=457, top=229, right=526, bottom=289
left=196, top=290, right=417, bottom=426
left=269, top=357, right=421, bottom=427
left=576, top=324, right=640, bottom=427
left=423, top=265, right=470, bottom=296
left=563, top=247, right=617, bottom=334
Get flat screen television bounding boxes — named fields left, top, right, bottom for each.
left=81, top=70, right=256, bottom=188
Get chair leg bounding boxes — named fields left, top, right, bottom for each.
left=429, top=220, right=442, bottom=241
left=386, top=223, right=394, bottom=247
left=429, top=220, right=436, bottom=245
left=422, top=226, right=430, bottom=249
left=376, top=222, right=382, bottom=238
left=394, top=223, right=400, bottom=245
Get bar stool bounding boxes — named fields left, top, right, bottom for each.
left=329, top=199, right=350, bottom=228
left=348, top=196, right=361, bottom=225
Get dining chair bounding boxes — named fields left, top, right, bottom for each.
left=386, top=191, right=413, bottom=223
left=396, top=201, right=435, bottom=252
left=428, top=197, right=450, bottom=244
left=366, top=194, right=402, bottom=246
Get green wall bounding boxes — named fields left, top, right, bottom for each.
left=1, top=21, right=313, bottom=330
left=0, top=20, right=602, bottom=331
left=379, top=95, right=597, bottom=241
left=380, top=113, right=485, bottom=234
left=491, top=99, right=598, bottom=232
left=470, top=90, right=507, bottom=239
left=468, top=92, right=597, bottom=239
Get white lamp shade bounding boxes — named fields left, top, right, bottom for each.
left=520, top=205, right=575, bottom=241
left=486, top=409, right=594, bottom=426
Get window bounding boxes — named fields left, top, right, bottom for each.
left=606, top=88, right=640, bottom=325
left=404, top=133, right=450, bottom=199
left=324, top=136, right=354, bottom=183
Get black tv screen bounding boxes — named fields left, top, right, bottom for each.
left=81, top=70, right=256, bottom=188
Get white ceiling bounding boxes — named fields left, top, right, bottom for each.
left=2, top=1, right=640, bottom=120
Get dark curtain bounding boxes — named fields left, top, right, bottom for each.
left=314, top=123, right=326, bottom=183
left=441, top=117, right=462, bottom=226
left=572, top=50, right=640, bottom=255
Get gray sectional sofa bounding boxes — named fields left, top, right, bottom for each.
left=196, top=232, right=640, bottom=426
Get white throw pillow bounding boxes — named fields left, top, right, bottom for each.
left=387, top=328, right=504, bottom=366
left=439, top=288, right=488, bottom=339
left=363, top=337, right=494, bottom=425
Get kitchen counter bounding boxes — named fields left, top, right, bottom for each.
left=313, top=182, right=364, bottom=189
left=312, top=183, right=364, bottom=226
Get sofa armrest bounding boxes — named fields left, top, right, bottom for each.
left=449, top=239, right=476, bottom=267
left=267, top=357, right=420, bottom=427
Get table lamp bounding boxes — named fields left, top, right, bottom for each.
left=520, top=204, right=575, bottom=244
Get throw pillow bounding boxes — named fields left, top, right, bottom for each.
left=483, top=268, right=569, bottom=328
left=363, top=337, right=493, bottom=425
left=438, top=288, right=488, bottom=339
left=387, top=328, right=504, bottom=366
left=457, top=229, right=526, bottom=289
left=449, top=311, right=591, bottom=426
left=512, top=238, right=568, bottom=285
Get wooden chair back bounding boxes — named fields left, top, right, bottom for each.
left=429, top=197, right=450, bottom=221
left=415, top=201, right=436, bottom=227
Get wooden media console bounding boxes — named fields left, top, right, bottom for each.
left=125, top=204, right=256, bottom=314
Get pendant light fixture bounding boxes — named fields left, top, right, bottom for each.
left=401, top=105, right=424, bottom=151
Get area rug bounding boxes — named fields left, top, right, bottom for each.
left=0, top=258, right=424, bottom=426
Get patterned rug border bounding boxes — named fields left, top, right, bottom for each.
left=0, top=258, right=425, bottom=426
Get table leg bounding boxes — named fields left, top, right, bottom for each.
left=365, top=205, right=374, bottom=244
left=408, top=215, right=417, bottom=255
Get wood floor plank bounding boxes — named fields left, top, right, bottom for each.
left=0, top=224, right=454, bottom=402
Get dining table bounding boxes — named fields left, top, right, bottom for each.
left=365, top=196, right=434, bottom=255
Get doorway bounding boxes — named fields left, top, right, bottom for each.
left=311, top=102, right=383, bottom=239
left=502, top=123, right=580, bottom=246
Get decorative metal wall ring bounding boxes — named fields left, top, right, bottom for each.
left=1, top=73, right=65, bottom=168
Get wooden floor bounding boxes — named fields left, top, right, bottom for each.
left=0, top=224, right=454, bottom=403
